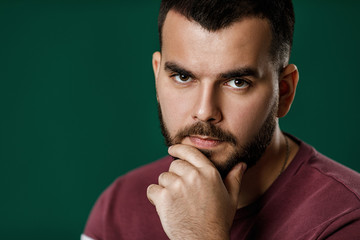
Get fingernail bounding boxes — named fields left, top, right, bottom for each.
left=241, top=163, right=247, bottom=174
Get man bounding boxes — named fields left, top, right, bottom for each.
left=82, top=0, right=360, bottom=239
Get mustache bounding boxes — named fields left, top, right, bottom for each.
left=171, top=121, right=237, bottom=145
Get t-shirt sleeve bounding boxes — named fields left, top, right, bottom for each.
left=82, top=179, right=120, bottom=240
left=319, top=208, right=360, bottom=239
left=82, top=191, right=107, bottom=240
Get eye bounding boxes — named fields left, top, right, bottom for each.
left=226, top=79, right=250, bottom=89
left=172, top=74, right=193, bottom=83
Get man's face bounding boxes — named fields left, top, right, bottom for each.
left=153, top=11, right=280, bottom=177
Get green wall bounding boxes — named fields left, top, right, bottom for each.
left=0, top=1, right=359, bottom=239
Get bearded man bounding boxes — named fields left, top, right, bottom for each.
left=82, top=1, right=360, bottom=239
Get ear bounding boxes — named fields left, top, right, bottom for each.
left=152, top=51, right=161, bottom=102
left=277, top=64, right=299, bottom=118
left=152, top=51, right=161, bottom=83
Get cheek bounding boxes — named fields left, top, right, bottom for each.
left=157, top=81, right=193, bottom=135
left=223, top=88, right=276, bottom=141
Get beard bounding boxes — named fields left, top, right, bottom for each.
left=158, top=102, right=277, bottom=178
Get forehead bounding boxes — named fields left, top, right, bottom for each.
left=161, top=10, right=273, bottom=76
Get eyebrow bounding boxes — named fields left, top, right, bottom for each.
left=164, top=61, right=260, bottom=79
left=219, top=67, right=260, bottom=79
left=164, top=62, right=195, bottom=79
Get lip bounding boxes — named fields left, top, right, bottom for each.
left=189, top=135, right=222, bottom=149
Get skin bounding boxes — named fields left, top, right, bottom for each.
left=147, top=10, right=300, bottom=240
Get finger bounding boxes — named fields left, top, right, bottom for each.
left=146, top=184, right=163, bottom=206
left=168, top=144, right=213, bottom=169
left=169, top=159, right=196, bottom=176
left=224, top=163, right=247, bottom=204
left=158, top=171, right=180, bottom=187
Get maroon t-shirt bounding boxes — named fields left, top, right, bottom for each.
left=83, top=138, right=360, bottom=239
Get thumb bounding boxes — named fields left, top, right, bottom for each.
left=224, top=162, right=247, bottom=204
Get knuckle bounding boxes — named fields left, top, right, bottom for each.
left=170, top=159, right=182, bottom=168
left=188, top=166, right=200, bottom=177
left=169, top=159, right=186, bottom=171
left=205, top=166, right=221, bottom=179
left=170, top=144, right=198, bottom=157
left=159, top=188, right=168, bottom=199
left=172, top=178, right=183, bottom=190
left=183, top=145, right=199, bottom=157
left=146, top=184, right=155, bottom=196
left=186, top=167, right=201, bottom=183
left=147, top=184, right=157, bottom=192
left=168, top=144, right=180, bottom=154
left=158, top=172, right=167, bottom=183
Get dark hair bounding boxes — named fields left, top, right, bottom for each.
left=158, top=0, right=295, bottom=69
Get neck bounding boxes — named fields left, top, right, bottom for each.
left=237, top=126, right=299, bottom=209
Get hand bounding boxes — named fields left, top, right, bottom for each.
left=147, top=144, right=247, bottom=240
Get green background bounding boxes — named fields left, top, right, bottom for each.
left=0, top=1, right=359, bottom=239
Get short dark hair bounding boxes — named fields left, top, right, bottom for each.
left=158, top=0, right=295, bottom=69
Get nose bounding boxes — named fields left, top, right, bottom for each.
left=192, top=84, right=222, bottom=124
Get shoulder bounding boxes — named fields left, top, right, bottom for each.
left=104, top=155, right=173, bottom=201
left=300, top=141, right=360, bottom=202
left=257, top=136, right=360, bottom=239
left=83, top=156, right=172, bottom=239
left=283, top=138, right=360, bottom=238
left=283, top=135, right=360, bottom=202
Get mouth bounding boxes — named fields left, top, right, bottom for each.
left=188, top=135, right=223, bottom=149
